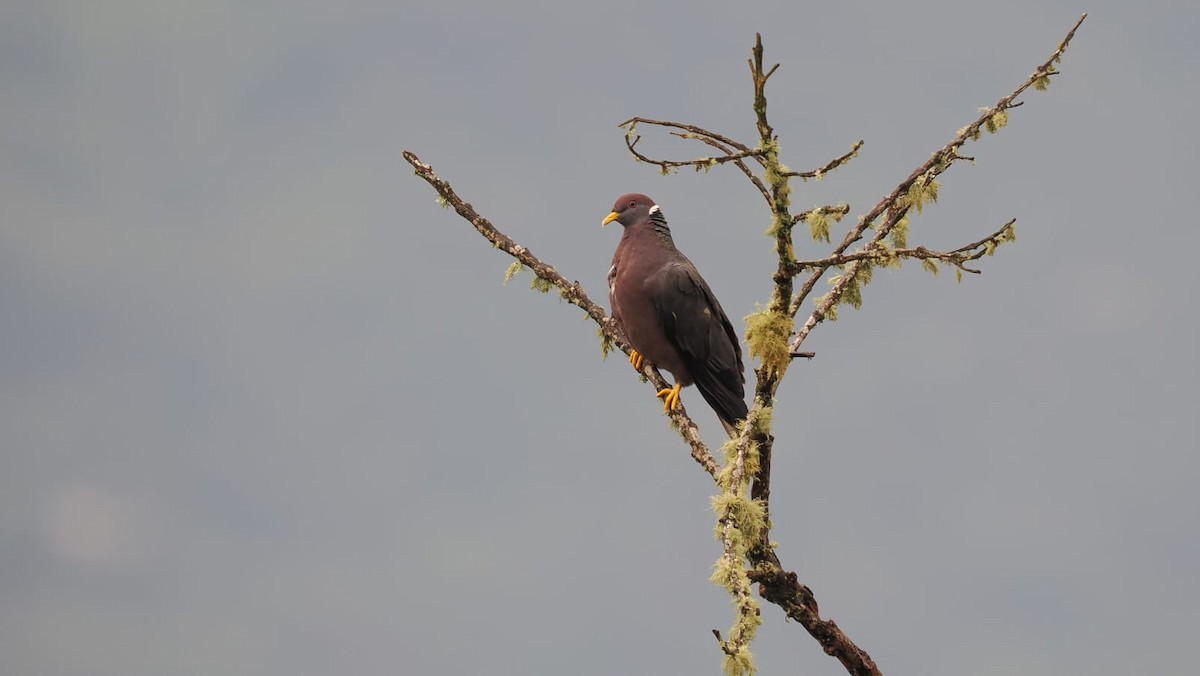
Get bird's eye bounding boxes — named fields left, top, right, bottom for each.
left=628, top=200, right=637, bottom=209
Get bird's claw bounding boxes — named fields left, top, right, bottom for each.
left=629, top=349, right=644, bottom=371
left=657, top=383, right=682, bottom=412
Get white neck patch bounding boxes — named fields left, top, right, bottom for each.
left=649, top=204, right=661, bottom=214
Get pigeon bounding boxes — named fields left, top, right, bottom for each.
left=603, top=193, right=747, bottom=436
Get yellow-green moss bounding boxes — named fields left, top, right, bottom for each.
left=805, top=210, right=831, bottom=243
left=597, top=329, right=615, bottom=359
left=503, top=261, right=524, bottom=285
left=530, top=275, right=553, bottom=293
left=890, top=215, right=910, bottom=249
left=744, top=308, right=793, bottom=379
left=985, top=109, right=1009, bottom=133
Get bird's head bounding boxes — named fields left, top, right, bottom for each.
left=602, top=193, right=659, bottom=228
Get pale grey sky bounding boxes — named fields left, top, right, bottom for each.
left=3, top=2, right=1197, bottom=674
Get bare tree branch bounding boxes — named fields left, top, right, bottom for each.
left=790, top=218, right=1018, bottom=275
left=748, top=562, right=882, bottom=676
left=618, top=117, right=757, bottom=155
left=788, top=13, right=1089, bottom=354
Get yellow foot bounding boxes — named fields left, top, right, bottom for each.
left=629, top=349, right=644, bottom=371
left=656, top=383, right=682, bottom=412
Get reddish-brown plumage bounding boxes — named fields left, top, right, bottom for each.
left=604, top=193, right=747, bottom=432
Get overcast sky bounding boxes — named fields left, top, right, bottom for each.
left=3, top=2, right=1198, bottom=675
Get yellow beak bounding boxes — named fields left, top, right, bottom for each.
left=601, top=211, right=620, bottom=227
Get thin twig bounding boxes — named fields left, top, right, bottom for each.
left=783, top=140, right=865, bottom=178
left=624, top=134, right=767, bottom=173
left=618, top=117, right=757, bottom=154
left=793, top=204, right=852, bottom=226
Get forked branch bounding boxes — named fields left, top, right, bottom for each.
left=405, top=12, right=1086, bottom=676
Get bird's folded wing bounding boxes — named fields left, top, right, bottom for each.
left=652, top=262, right=747, bottom=424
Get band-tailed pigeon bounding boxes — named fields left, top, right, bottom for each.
left=602, top=193, right=748, bottom=436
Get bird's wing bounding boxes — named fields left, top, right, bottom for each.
left=651, top=260, right=747, bottom=425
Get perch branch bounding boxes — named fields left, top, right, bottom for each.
left=402, top=150, right=719, bottom=477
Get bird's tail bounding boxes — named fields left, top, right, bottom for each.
left=694, top=380, right=749, bottom=439
left=718, top=417, right=741, bottom=439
